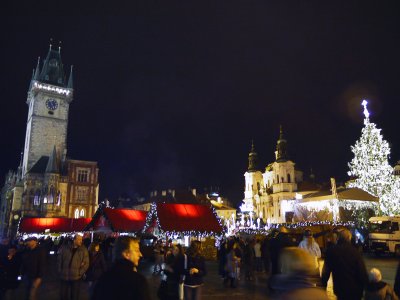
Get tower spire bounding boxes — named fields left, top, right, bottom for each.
left=275, top=125, right=288, bottom=162
left=33, top=57, right=40, bottom=80
left=39, top=41, right=66, bottom=87
left=248, top=140, right=259, bottom=172
left=67, top=65, right=73, bottom=89
left=45, top=145, right=60, bottom=174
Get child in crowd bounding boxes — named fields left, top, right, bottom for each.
left=365, top=268, right=398, bottom=300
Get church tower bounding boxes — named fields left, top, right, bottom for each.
left=22, top=44, right=73, bottom=177
left=242, top=141, right=264, bottom=214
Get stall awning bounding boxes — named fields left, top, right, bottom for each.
left=155, top=203, right=223, bottom=233
left=18, top=217, right=92, bottom=234
left=87, top=207, right=147, bottom=232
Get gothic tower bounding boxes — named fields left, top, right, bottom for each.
left=22, top=44, right=73, bottom=176
left=275, top=125, right=288, bottom=162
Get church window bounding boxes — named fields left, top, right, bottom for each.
left=287, top=174, right=291, bottom=183
left=77, top=169, right=89, bottom=183
left=34, top=190, right=40, bottom=206
left=43, top=196, right=47, bottom=204
left=74, top=208, right=79, bottom=219
left=257, top=182, right=260, bottom=191
left=77, top=188, right=87, bottom=202
left=80, top=209, right=85, bottom=217
left=56, top=192, right=61, bottom=206
left=276, top=175, right=279, bottom=183
left=281, top=177, right=284, bottom=183
left=48, top=186, right=55, bottom=204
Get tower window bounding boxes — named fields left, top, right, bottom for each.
left=77, top=169, right=90, bottom=183
left=287, top=174, right=291, bottom=183
left=77, top=187, right=88, bottom=202
left=276, top=175, right=279, bottom=183
left=74, top=208, right=79, bottom=219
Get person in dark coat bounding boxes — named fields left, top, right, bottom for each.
left=184, top=240, right=207, bottom=300
left=394, top=256, right=400, bottom=297
left=21, top=237, right=47, bottom=300
left=217, top=239, right=227, bottom=279
left=91, top=236, right=151, bottom=300
left=321, top=228, right=369, bottom=300
left=0, top=245, right=22, bottom=300
left=85, top=242, right=107, bottom=296
left=158, top=244, right=185, bottom=300
left=269, top=226, right=295, bottom=275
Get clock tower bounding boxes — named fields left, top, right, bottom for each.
left=22, top=45, right=73, bottom=176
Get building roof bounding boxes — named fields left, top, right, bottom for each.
left=151, top=203, right=224, bottom=234
left=28, top=156, right=49, bottom=174
left=18, top=217, right=91, bottom=233
left=301, top=187, right=378, bottom=202
left=86, top=207, right=147, bottom=232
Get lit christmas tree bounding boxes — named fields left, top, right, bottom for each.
left=348, top=100, right=400, bottom=215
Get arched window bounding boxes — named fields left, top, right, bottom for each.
left=34, top=190, right=40, bottom=206
left=287, top=174, right=291, bottom=183
left=74, top=208, right=79, bottom=219
left=276, top=175, right=279, bottom=183
left=56, top=192, right=61, bottom=206
left=281, top=177, right=284, bottom=183
left=48, top=186, right=54, bottom=204
left=80, top=209, right=85, bottom=217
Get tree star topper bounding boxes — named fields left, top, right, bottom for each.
left=362, top=99, right=369, bottom=120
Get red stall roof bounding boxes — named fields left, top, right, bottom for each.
left=18, top=217, right=92, bottom=234
left=156, top=203, right=223, bottom=233
left=87, top=207, right=147, bottom=232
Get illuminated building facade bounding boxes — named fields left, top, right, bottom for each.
left=241, top=127, right=318, bottom=223
left=0, top=45, right=99, bottom=237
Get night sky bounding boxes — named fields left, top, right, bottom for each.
left=1, top=3, right=400, bottom=206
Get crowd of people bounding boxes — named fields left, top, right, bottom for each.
left=0, top=234, right=115, bottom=300
left=216, top=227, right=400, bottom=300
left=2, top=227, right=400, bottom=300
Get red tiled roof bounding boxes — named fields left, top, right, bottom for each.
left=94, top=208, right=147, bottom=232
left=156, top=203, right=223, bottom=233
left=18, top=217, right=91, bottom=233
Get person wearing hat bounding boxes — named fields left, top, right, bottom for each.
left=21, top=237, right=47, bottom=300
left=298, top=229, right=321, bottom=276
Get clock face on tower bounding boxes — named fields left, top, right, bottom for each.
left=46, top=99, right=58, bottom=111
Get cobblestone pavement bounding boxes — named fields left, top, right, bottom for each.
left=5, top=254, right=399, bottom=299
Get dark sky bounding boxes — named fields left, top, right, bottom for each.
left=1, top=3, right=400, bottom=206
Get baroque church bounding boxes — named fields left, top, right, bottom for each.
left=241, top=127, right=319, bottom=223
left=241, top=127, right=381, bottom=224
left=0, top=45, right=99, bottom=237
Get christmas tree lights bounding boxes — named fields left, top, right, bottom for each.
left=348, top=100, right=400, bottom=215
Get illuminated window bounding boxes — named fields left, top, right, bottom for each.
left=80, top=209, right=85, bottom=217
left=34, top=191, right=40, bottom=206
left=77, top=169, right=90, bottom=183
left=48, top=186, right=55, bottom=204
left=74, top=208, right=79, bottom=219
left=56, top=192, right=61, bottom=206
